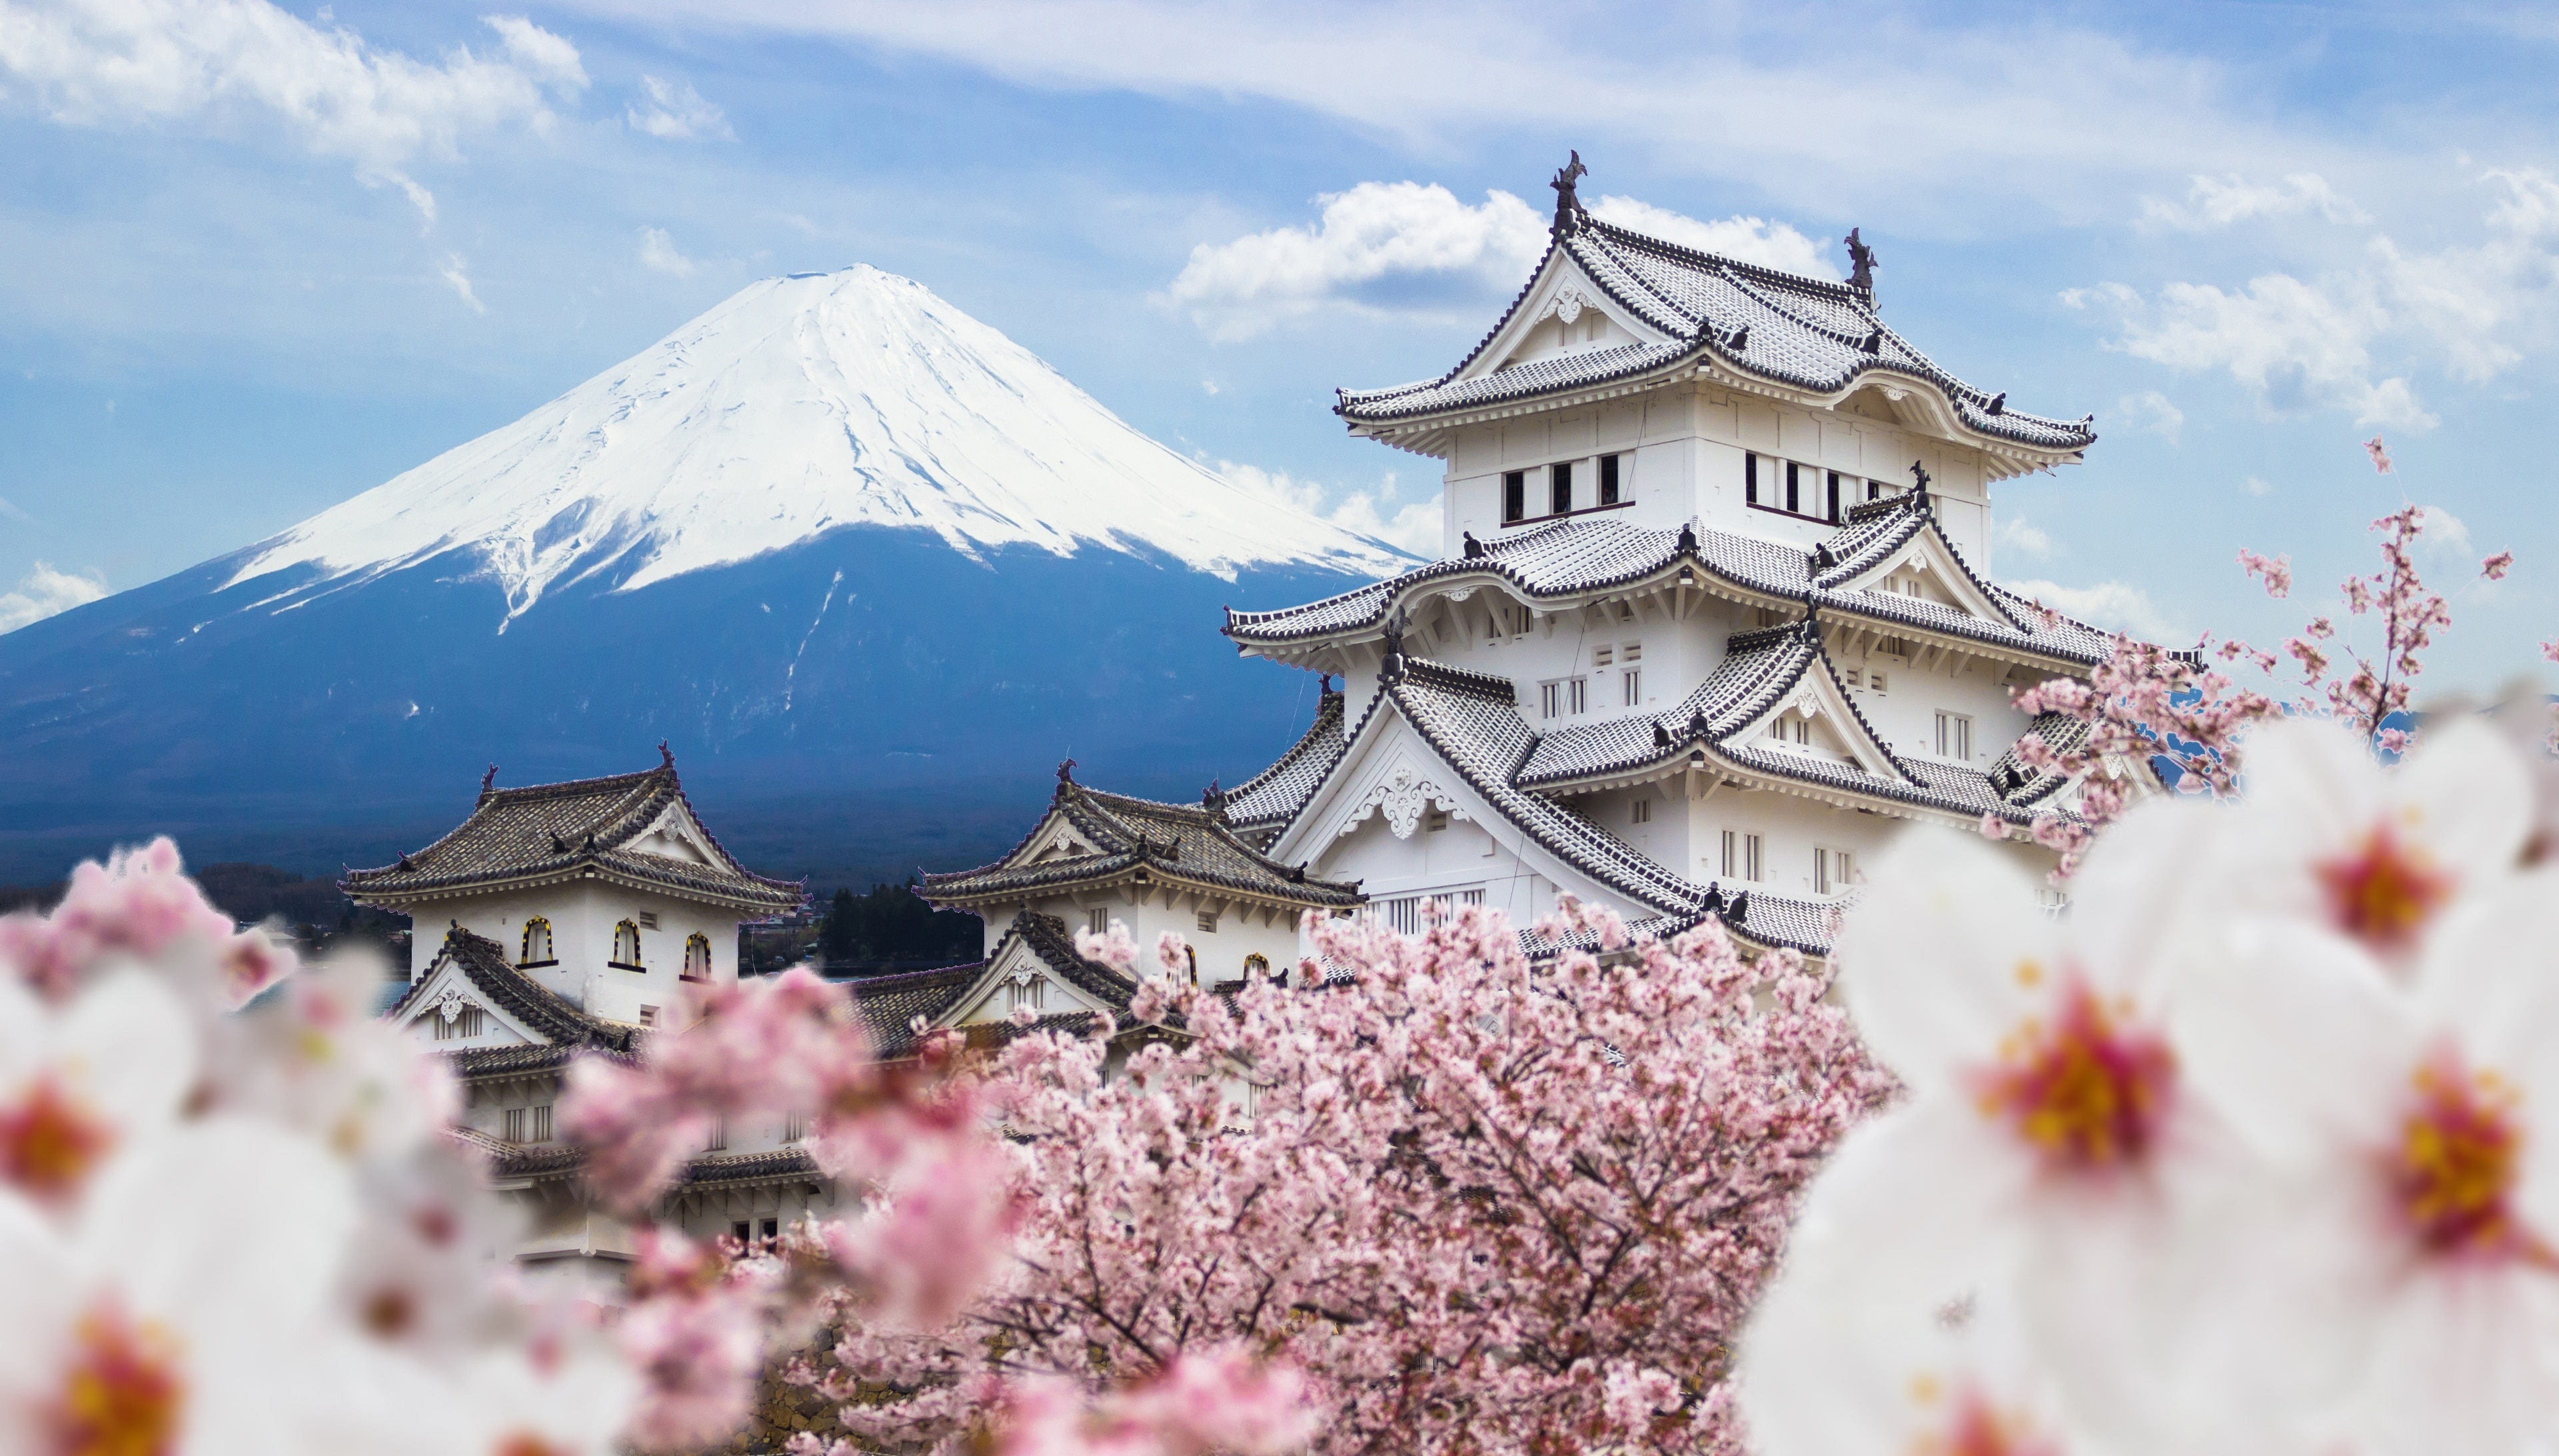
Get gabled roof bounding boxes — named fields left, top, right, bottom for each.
left=848, top=962, right=984, bottom=1059
left=387, top=925, right=640, bottom=1058
left=1224, top=684, right=1350, bottom=836
left=1335, top=213, right=2093, bottom=458
left=920, top=772, right=1364, bottom=910
left=852, top=913, right=1145, bottom=1058
left=1226, top=503, right=2113, bottom=671
left=344, top=754, right=804, bottom=912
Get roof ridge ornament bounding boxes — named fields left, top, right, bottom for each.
left=1985, top=390, right=2007, bottom=416
left=1845, top=227, right=1879, bottom=297
left=658, top=740, right=674, bottom=770
left=1549, top=150, right=1589, bottom=235
left=1056, top=758, right=1077, bottom=787
left=1909, top=460, right=1931, bottom=497
left=1202, top=778, right=1229, bottom=818
left=1675, top=521, right=1699, bottom=555
left=480, top=764, right=498, bottom=798
left=1462, top=530, right=1484, bottom=559
left=1379, top=612, right=1409, bottom=684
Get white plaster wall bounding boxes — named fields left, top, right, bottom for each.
left=1436, top=384, right=2001, bottom=572
left=401, top=880, right=745, bottom=1024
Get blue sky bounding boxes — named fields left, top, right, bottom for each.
left=3, top=0, right=2557, bottom=693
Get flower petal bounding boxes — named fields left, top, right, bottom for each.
left=1835, top=829, right=2058, bottom=1092
left=54, top=968, right=198, bottom=1137
left=2170, top=916, right=2414, bottom=1169
left=79, top=1117, right=358, bottom=1344
left=2396, top=717, right=2534, bottom=880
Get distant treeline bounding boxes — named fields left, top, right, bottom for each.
left=742, top=879, right=981, bottom=978
left=0, top=862, right=409, bottom=961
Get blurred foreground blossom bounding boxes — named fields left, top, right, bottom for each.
left=1744, top=718, right=2559, bottom=1456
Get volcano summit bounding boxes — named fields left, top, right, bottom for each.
left=0, top=267, right=1405, bottom=882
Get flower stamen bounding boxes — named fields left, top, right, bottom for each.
left=50, top=1301, right=184, bottom=1456
left=2394, top=1054, right=2536, bottom=1259
left=1977, top=980, right=2172, bottom=1171
left=1909, top=1385, right=2060, bottom=1456
left=1, top=1076, right=116, bottom=1203
left=2316, top=823, right=2452, bottom=954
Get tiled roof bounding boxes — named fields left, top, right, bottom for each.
left=1336, top=215, right=2095, bottom=454
left=678, top=1147, right=823, bottom=1190
left=389, top=926, right=640, bottom=1056
left=1224, top=686, right=1350, bottom=834
left=849, top=962, right=983, bottom=1059
left=1227, top=504, right=2112, bottom=670
left=1385, top=658, right=1723, bottom=918
left=922, top=776, right=1363, bottom=908
left=1517, top=626, right=1818, bottom=785
left=1227, top=515, right=1806, bottom=646
left=345, top=756, right=803, bottom=912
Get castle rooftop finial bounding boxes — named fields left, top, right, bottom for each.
left=658, top=739, right=674, bottom=770
left=1845, top=227, right=1879, bottom=295
left=480, top=763, right=498, bottom=796
left=1057, top=757, right=1077, bottom=786
left=1550, top=150, right=1589, bottom=233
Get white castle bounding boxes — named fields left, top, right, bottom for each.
left=918, top=161, right=2116, bottom=992
left=365, top=163, right=2127, bottom=1295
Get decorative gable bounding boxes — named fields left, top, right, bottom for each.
left=1735, top=668, right=1904, bottom=781
left=1838, top=534, right=2016, bottom=628
left=951, top=928, right=1121, bottom=1028
left=1464, top=255, right=1671, bottom=380
left=395, top=962, right=536, bottom=1050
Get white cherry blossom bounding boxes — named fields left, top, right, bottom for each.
left=0, top=968, right=197, bottom=1212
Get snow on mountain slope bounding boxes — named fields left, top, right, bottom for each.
left=228, top=265, right=1408, bottom=619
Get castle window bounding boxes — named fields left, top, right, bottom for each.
left=1785, top=460, right=1801, bottom=514
left=1569, top=677, right=1587, bottom=714
left=639, top=1004, right=659, bottom=1028
left=519, top=917, right=554, bottom=966
left=1621, top=667, right=1641, bottom=707
left=502, top=1107, right=526, bottom=1141
left=1593, top=646, right=1613, bottom=668
left=706, top=1116, right=727, bottom=1152
left=1196, top=910, right=1220, bottom=933
left=1599, top=453, right=1622, bottom=506
left=1502, top=471, right=1525, bottom=523
left=1719, top=830, right=1763, bottom=882
left=1870, top=670, right=1891, bottom=694
left=785, top=1112, right=808, bottom=1143
left=1745, top=452, right=1759, bottom=505
left=532, top=1105, right=554, bottom=1143
left=1549, top=460, right=1573, bottom=515
left=1816, top=848, right=1857, bottom=896
left=1631, top=799, right=1651, bottom=825
left=636, top=911, right=660, bottom=930
left=1827, top=470, right=1844, bottom=523
left=1008, top=976, right=1048, bottom=1012
left=682, top=933, right=713, bottom=982
left=1087, top=907, right=1109, bottom=937
left=1244, top=954, right=1271, bottom=981
left=1936, top=712, right=1974, bottom=760
left=1424, top=808, right=1449, bottom=832
left=611, top=919, right=642, bottom=969
left=458, top=1008, right=484, bottom=1038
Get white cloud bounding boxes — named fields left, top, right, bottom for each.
left=1220, top=461, right=1437, bottom=556
left=637, top=227, right=695, bottom=276
left=2246, top=475, right=2272, bottom=496
left=2416, top=504, right=2473, bottom=558
left=1995, top=514, right=2053, bottom=559
left=0, top=495, right=31, bottom=524
left=2087, top=169, right=2559, bottom=432
left=626, top=73, right=731, bottom=140
left=1581, top=195, right=1833, bottom=277
left=2139, top=172, right=2367, bottom=231
left=1163, top=181, right=1825, bottom=339
left=2005, top=578, right=2183, bottom=644
left=559, top=1, right=2345, bottom=225
left=0, top=562, right=108, bottom=633
left=0, top=1, right=584, bottom=220
left=2114, top=389, right=2184, bottom=442
left=1164, top=182, right=1545, bottom=340
left=439, top=251, right=483, bottom=311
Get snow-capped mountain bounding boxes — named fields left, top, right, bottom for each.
left=0, top=269, right=1403, bottom=884
left=231, top=266, right=1402, bottom=622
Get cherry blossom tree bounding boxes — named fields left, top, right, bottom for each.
left=792, top=902, right=1890, bottom=1456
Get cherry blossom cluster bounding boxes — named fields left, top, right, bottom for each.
left=0, top=838, right=638, bottom=1455
left=794, top=898, right=1889, bottom=1456
left=1996, top=635, right=2277, bottom=877
left=1743, top=718, right=2559, bottom=1456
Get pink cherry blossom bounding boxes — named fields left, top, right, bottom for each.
left=2482, top=550, right=2515, bottom=580
left=2365, top=434, right=2394, bottom=473
left=806, top=898, right=1887, bottom=1456
left=2237, top=548, right=2292, bottom=598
